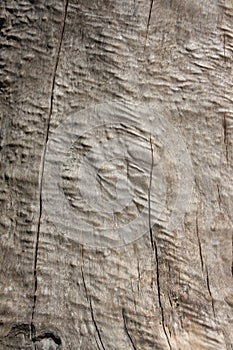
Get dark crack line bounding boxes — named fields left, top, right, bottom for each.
left=217, top=184, right=222, bottom=210
left=196, top=208, right=216, bottom=319
left=81, top=265, right=106, bottom=350
left=206, top=266, right=216, bottom=319
left=223, top=113, right=229, bottom=163
left=148, top=137, right=172, bottom=350
left=232, top=238, right=233, bottom=277
left=152, top=238, right=172, bottom=350
left=144, top=0, right=154, bottom=49
left=81, top=266, right=89, bottom=303
left=148, top=136, right=155, bottom=249
left=30, top=0, right=69, bottom=338
left=223, top=33, right=226, bottom=63
left=94, top=334, right=102, bottom=350
left=89, top=298, right=106, bottom=350
left=122, top=308, right=137, bottom=350
left=137, top=258, right=140, bottom=293
left=196, top=212, right=204, bottom=272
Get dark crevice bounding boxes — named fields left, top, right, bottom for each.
left=6, top=324, right=61, bottom=348
left=196, top=209, right=216, bottom=319
left=89, top=298, right=106, bottom=350
left=94, top=334, right=102, bottom=350
left=232, top=238, right=233, bottom=277
left=30, top=0, right=69, bottom=337
left=32, top=332, right=61, bottom=345
left=137, top=258, right=140, bottom=293
left=122, top=308, right=137, bottom=350
left=148, top=136, right=155, bottom=250
left=223, top=113, right=229, bottom=163
left=206, top=266, right=216, bottom=318
left=81, top=264, right=106, bottom=350
left=148, top=137, right=172, bottom=350
left=81, top=265, right=89, bottom=303
left=144, top=0, right=154, bottom=49
left=223, top=33, right=226, bottom=63
left=217, top=184, right=222, bottom=210
left=196, top=211, right=204, bottom=272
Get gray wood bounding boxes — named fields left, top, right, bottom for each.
left=0, top=0, right=233, bottom=349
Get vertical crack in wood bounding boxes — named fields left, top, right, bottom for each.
left=81, top=266, right=89, bottom=303
left=196, top=208, right=216, bottom=319
left=89, top=297, right=106, bottom=350
left=144, top=0, right=154, bottom=50
left=232, top=238, right=233, bottom=277
left=137, top=258, right=140, bottom=293
left=217, top=184, right=222, bottom=210
left=206, top=266, right=216, bottom=319
left=223, top=33, right=226, bottom=63
left=148, top=136, right=155, bottom=250
left=196, top=210, right=228, bottom=349
left=223, top=113, right=229, bottom=163
left=148, top=137, right=172, bottom=350
left=122, top=308, right=137, bottom=350
left=81, top=263, right=106, bottom=350
left=196, top=212, right=204, bottom=272
left=216, top=186, right=233, bottom=274
left=30, top=0, right=69, bottom=337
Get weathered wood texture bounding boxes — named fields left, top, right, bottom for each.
left=0, top=0, right=233, bottom=349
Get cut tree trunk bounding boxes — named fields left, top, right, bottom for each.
left=0, top=0, right=233, bottom=349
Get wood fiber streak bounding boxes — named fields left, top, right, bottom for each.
left=0, top=0, right=233, bottom=349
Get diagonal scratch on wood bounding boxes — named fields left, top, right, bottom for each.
left=144, top=0, right=154, bottom=50
left=30, top=0, right=69, bottom=338
left=148, top=137, right=172, bottom=350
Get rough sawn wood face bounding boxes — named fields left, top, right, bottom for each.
left=0, top=0, right=233, bottom=349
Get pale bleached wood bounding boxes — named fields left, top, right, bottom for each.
left=0, top=1, right=233, bottom=349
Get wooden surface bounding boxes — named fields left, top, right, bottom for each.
left=0, top=0, right=233, bottom=349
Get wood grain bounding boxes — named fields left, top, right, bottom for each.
left=0, top=0, right=233, bottom=349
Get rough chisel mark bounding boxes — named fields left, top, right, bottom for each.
left=144, top=0, right=154, bottom=50
left=148, top=137, right=172, bottom=350
left=122, top=308, right=137, bottom=350
left=30, top=0, right=69, bottom=337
